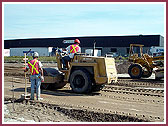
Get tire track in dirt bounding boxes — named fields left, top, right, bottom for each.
left=4, top=97, right=151, bottom=122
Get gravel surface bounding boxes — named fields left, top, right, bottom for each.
left=4, top=98, right=149, bottom=122
left=3, top=62, right=165, bottom=123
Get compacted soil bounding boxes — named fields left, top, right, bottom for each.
left=3, top=63, right=165, bottom=123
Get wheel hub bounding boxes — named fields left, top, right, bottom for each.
left=131, top=67, right=140, bottom=76
left=73, top=75, right=85, bottom=88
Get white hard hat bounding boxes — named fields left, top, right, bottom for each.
left=33, top=52, right=39, bottom=58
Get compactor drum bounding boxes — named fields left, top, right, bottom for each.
left=42, top=49, right=118, bottom=93
left=41, top=68, right=66, bottom=89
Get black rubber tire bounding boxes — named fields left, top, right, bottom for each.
left=70, top=69, right=92, bottom=93
left=142, top=65, right=153, bottom=78
left=128, top=64, right=143, bottom=79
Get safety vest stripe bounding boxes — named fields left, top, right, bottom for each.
left=70, top=45, right=78, bottom=53
left=28, top=60, right=39, bottom=75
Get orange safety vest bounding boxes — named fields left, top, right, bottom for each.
left=70, top=44, right=79, bottom=53
left=28, top=59, right=39, bottom=75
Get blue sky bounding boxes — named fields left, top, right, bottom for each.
left=4, top=3, right=165, bottom=40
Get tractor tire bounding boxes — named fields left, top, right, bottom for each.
left=128, top=64, right=143, bottom=79
left=70, top=69, right=92, bottom=93
left=142, top=65, right=153, bottom=78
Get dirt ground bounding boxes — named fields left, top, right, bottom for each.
left=3, top=62, right=165, bottom=123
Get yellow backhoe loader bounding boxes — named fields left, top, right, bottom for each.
left=128, top=44, right=164, bottom=79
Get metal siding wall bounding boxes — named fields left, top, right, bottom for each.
left=101, top=48, right=111, bottom=56
left=80, top=46, right=152, bottom=57
left=143, top=47, right=151, bottom=54
left=10, top=47, right=49, bottom=56
left=159, top=36, right=164, bottom=46
left=118, top=47, right=127, bottom=56
left=5, top=35, right=163, bottom=49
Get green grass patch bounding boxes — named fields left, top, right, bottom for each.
left=4, top=56, right=128, bottom=63
left=4, top=56, right=57, bottom=63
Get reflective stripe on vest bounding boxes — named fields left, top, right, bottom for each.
left=28, top=60, right=39, bottom=75
left=70, top=45, right=78, bottom=53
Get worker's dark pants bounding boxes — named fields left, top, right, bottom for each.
left=62, top=56, right=71, bottom=68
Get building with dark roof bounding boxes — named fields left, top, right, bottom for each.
left=5, top=35, right=164, bottom=56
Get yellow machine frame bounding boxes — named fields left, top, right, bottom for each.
left=56, top=52, right=117, bottom=84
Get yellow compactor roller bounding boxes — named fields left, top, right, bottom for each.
left=41, top=49, right=118, bottom=93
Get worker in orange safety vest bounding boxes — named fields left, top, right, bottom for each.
left=24, top=52, right=44, bottom=100
left=62, top=39, right=81, bottom=70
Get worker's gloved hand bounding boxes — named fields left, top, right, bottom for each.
left=41, top=76, right=44, bottom=82
left=24, top=68, right=28, bottom=72
left=24, top=69, right=27, bottom=72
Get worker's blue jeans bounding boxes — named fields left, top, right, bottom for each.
left=30, top=74, right=41, bottom=100
left=62, top=56, right=71, bottom=68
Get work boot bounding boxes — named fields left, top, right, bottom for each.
left=30, top=97, right=34, bottom=100
left=37, top=98, right=43, bottom=100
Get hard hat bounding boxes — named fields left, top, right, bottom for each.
left=74, top=39, right=80, bottom=44
left=33, top=52, right=39, bottom=58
